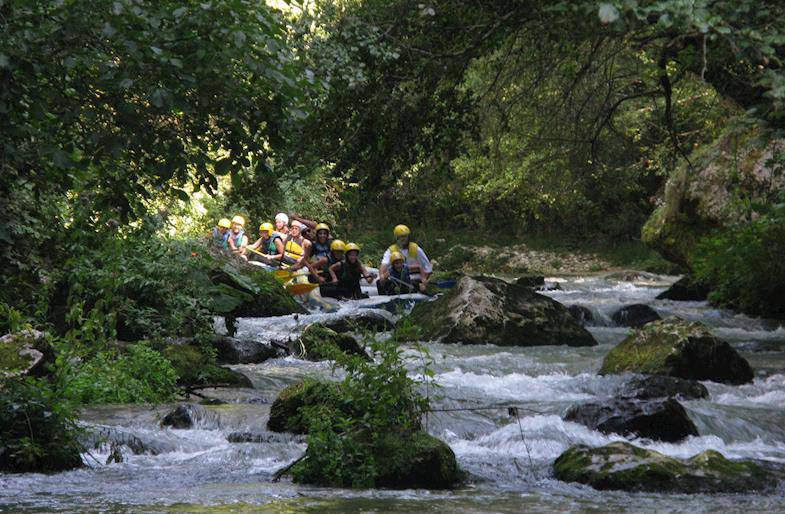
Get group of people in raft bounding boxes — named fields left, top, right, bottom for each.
left=212, top=213, right=432, bottom=300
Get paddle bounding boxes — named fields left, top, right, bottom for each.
left=285, top=283, right=319, bottom=295
left=386, top=274, right=417, bottom=292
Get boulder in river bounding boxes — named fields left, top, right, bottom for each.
left=619, top=374, right=708, bottom=401
left=553, top=442, right=776, bottom=493
left=514, top=274, right=545, bottom=288
left=656, top=275, right=711, bottom=301
left=563, top=398, right=698, bottom=442
left=291, top=430, right=462, bottom=489
left=611, top=304, right=662, bottom=328
left=159, top=342, right=253, bottom=388
left=399, top=276, right=597, bottom=347
left=211, top=336, right=283, bottom=365
left=0, top=330, right=53, bottom=378
left=599, top=318, right=754, bottom=384
left=567, top=305, right=595, bottom=326
left=295, top=324, right=369, bottom=361
left=321, top=311, right=395, bottom=333
left=267, top=380, right=351, bottom=434
left=161, top=404, right=221, bottom=430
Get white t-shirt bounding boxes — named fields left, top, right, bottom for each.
left=381, top=245, right=432, bottom=279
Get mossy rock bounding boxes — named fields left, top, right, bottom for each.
left=159, top=343, right=252, bottom=388
left=208, top=262, right=306, bottom=317
left=295, top=324, right=369, bottom=361
left=553, top=442, right=775, bottom=493
left=656, top=275, right=711, bottom=301
left=0, top=330, right=53, bottom=378
left=397, top=276, right=596, bottom=347
left=291, top=430, right=462, bottom=490
left=599, top=318, right=753, bottom=384
left=267, top=380, right=350, bottom=434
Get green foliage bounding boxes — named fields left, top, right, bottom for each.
left=290, top=335, right=437, bottom=488
left=0, top=377, right=83, bottom=473
left=57, top=343, right=178, bottom=404
left=692, top=206, right=785, bottom=318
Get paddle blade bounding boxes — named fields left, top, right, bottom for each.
left=285, top=283, right=319, bottom=295
left=274, top=269, right=294, bottom=282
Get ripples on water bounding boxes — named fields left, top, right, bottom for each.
left=2, top=275, right=784, bottom=512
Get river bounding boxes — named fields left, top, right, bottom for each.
left=2, top=274, right=784, bottom=512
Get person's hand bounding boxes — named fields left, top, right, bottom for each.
left=317, top=275, right=326, bottom=284
left=419, top=282, right=427, bottom=293
left=332, top=277, right=338, bottom=284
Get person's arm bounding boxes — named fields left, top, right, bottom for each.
left=417, top=248, right=432, bottom=291
left=290, top=214, right=317, bottom=231
left=290, top=240, right=310, bottom=271
left=329, top=262, right=341, bottom=283
left=228, top=235, right=239, bottom=252
left=379, top=248, right=392, bottom=281
left=360, top=265, right=376, bottom=284
left=248, top=238, right=262, bottom=251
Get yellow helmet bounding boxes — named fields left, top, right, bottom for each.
left=390, top=251, right=405, bottom=263
left=218, top=218, right=231, bottom=229
left=231, top=215, right=245, bottom=227
left=259, top=222, right=274, bottom=236
left=315, top=222, right=330, bottom=234
left=393, top=224, right=410, bottom=238
left=330, top=239, right=346, bottom=252
left=344, top=242, right=360, bottom=253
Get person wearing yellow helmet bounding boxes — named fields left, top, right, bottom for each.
left=282, top=221, right=322, bottom=278
left=247, top=222, right=284, bottom=266
left=326, top=242, right=376, bottom=300
left=212, top=218, right=232, bottom=248
left=380, top=224, right=432, bottom=293
left=377, top=250, right=415, bottom=295
left=305, top=222, right=334, bottom=282
left=227, top=215, right=248, bottom=257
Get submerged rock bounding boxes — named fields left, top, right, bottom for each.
left=611, top=304, right=662, bottom=328
left=619, top=375, right=709, bottom=400
left=514, top=274, right=545, bottom=288
left=321, top=311, right=395, bottom=333
left=567, top=305, right=595, bottom=326
left=294, top=323, right=369, bottom=361
left=553, top=442, right=776, bottom=493
left=656, top=275, right=711, bottom=301
left=292, top=430, right=462, bottom=489
left=211, top=336, right=282, bottom=365
left=400, top=276, right=596, bottom=347
left=564, top=398, right=698, bottom=442
left=0, top=330, right=53, bottom=378
left=161, top=404, right=221, bottom=430
left=599, top=318, right=754, bottom=384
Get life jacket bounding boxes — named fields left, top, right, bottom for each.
left=335, top=261, right=363, bottom=298
left=230, top=230, right=245, bottom=249
left=389, top=242, right=420, bottom=265
left=267, top=233, right=282, bottom=255
left=284, top=235, right=305, bottom=263
left=312, top=239, right=332, bottom=260
left=390, top=263, right=412, bottom=284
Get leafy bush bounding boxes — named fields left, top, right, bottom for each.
left=692, top=207, right=785, bottom=318
left=59, top=344, right=178, bottom=404
left=0, top=377, right=83, bottom=473
left=291, top=335, right=436, bottom=487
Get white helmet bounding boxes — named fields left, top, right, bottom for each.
left=275, top=212, right=289, bottom=224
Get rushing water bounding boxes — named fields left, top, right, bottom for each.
left=2, top=274, right=785, bottom=513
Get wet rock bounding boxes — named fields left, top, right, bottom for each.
left=553, top=442, right=776, bottom=493
left=211, top=336, right=282, bottom=364
left=83, top=426, right=176, bottom=455
left=292, top=430, right=462, bottom=489
left=226, top=431, right=305, bottom=444
left=267, top=380, right=351, bottom=434
left=294, top=323, right=369, bottom=361
left=620, top=375, right=708, bottom=400
left=567, top=305, right=594, bottom=326
left=0, top=330, right=53, bottom=378
left=160, top=343, right=253, bottom=388
left=611, top=304, right=662, bottom=328
left=599, top=318, right=754, bottom=384
left=514, top=274, right=545, bottom=288
left=564, top=398, right=698, bottom=442
left=399, top=276, right=596, bottom=347
left=656, top=275, right=711, bottom=301
left=321, top=311, right=395, bottom=333
left=161, top=404, right=221, bottom=430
